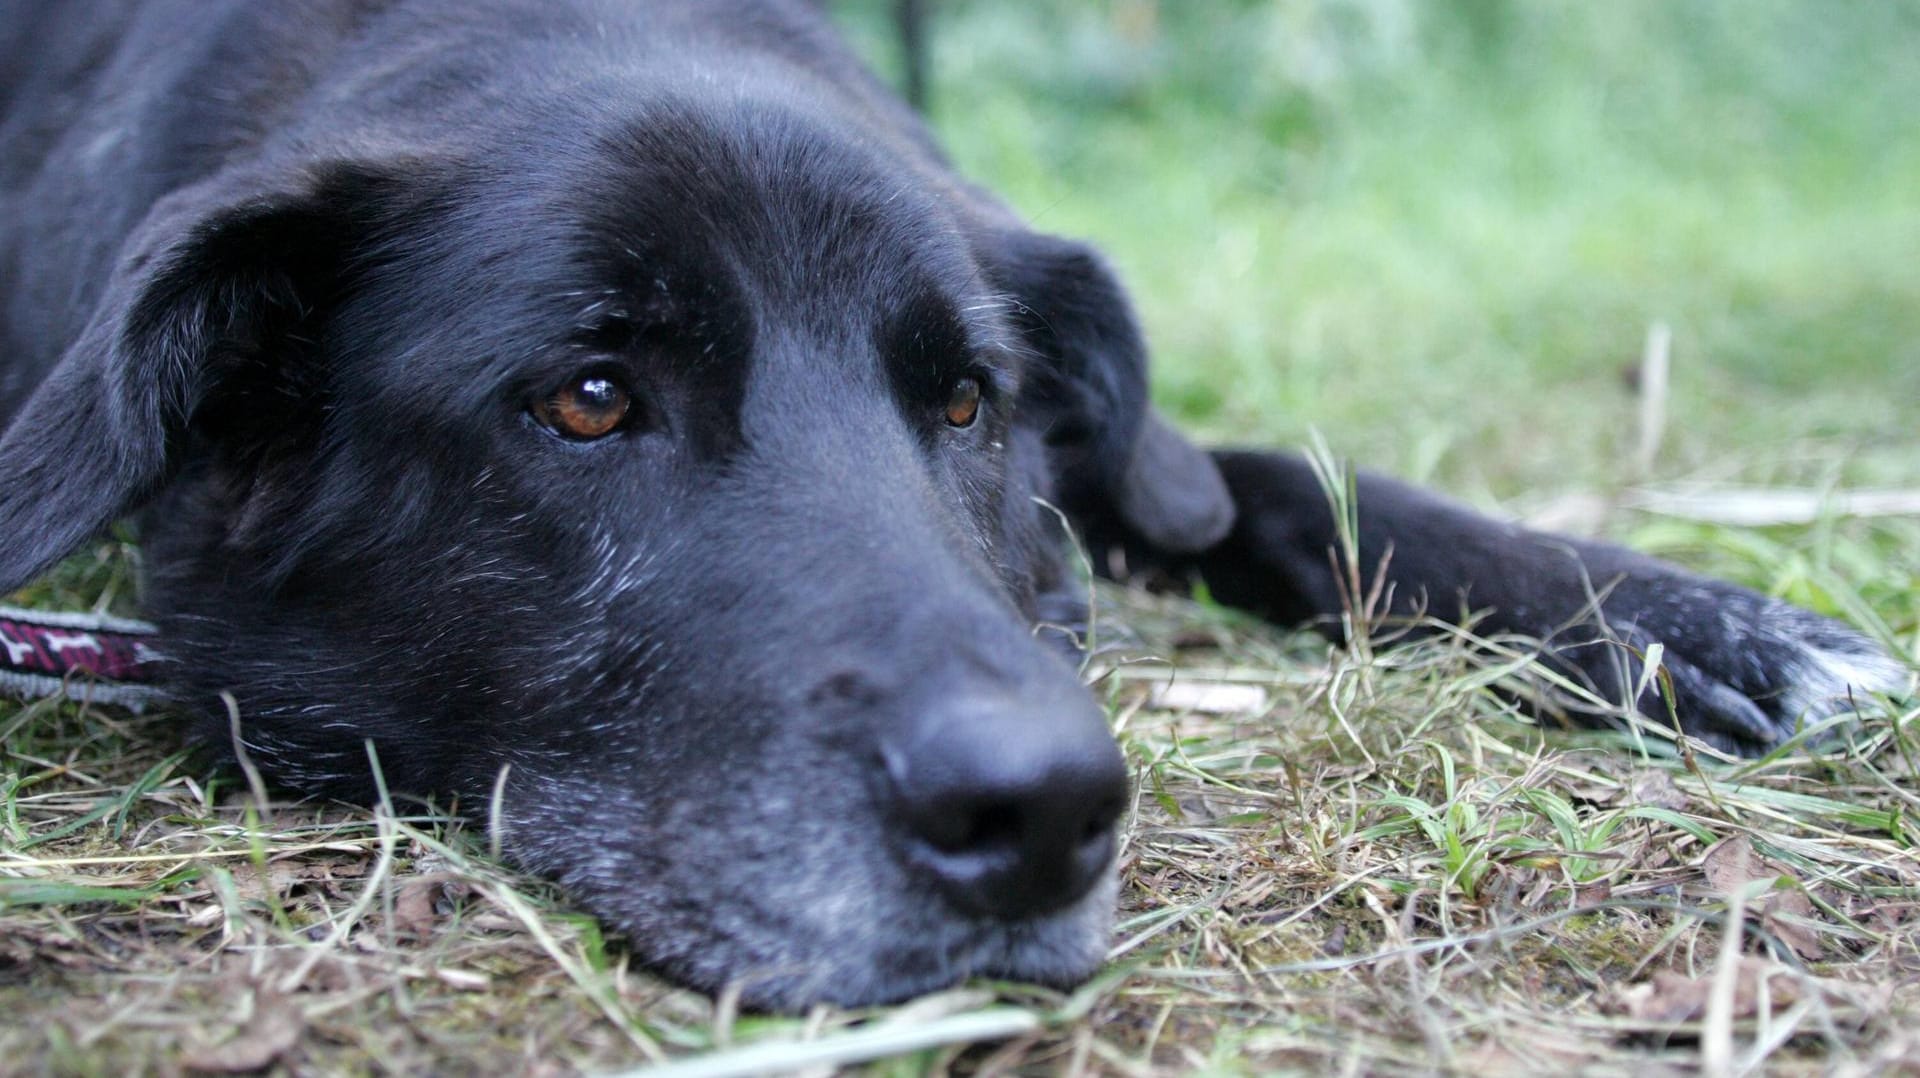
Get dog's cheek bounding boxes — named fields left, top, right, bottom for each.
left=487, top=755, right=909, bottom=998
left=981, top=426, right=1062, bottom=616
left=142, top=458, right=611, bottom=797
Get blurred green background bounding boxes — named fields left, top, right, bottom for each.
left=835, top=0, right=1920, bottom=503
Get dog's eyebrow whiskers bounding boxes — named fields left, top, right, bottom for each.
left=955, top=292, right=1039, bottom=366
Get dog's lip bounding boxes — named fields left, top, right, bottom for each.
left=872, top=866, right=1122, bottom=1002
left=721, top=873, right=1120, bottom=1010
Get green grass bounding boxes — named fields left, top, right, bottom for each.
left=4, top=1, right=1919, bottom=1074
left=846, top=0, right=1920, bottom=496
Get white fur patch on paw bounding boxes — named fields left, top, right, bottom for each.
left=1777, top=642, right=1910, bottom=721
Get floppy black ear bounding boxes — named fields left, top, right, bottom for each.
left=986, top=228, right=1233, bottom=553
left=0, top=161, right=393, bottom=595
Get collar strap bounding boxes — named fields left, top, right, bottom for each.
left=0, top=605, right=166, bottom=711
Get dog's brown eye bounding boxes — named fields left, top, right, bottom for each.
left=534, top=373, right=631, bottom=440
left=944, top=377, right=982, bottom=428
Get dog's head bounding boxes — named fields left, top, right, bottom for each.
left=0, top=93, right=1232, bottom=1007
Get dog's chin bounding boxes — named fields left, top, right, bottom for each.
left=717, top=872, right=1122, bottom=1011
left=574, top=869, right=1119, bottom=1012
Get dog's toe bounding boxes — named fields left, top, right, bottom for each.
left=1690, top=604, right=1910, bottom=752
left=1768, top=627, right=1909, bottom=728
left=1659, top=652, right=1783, bottom=754
left=1577, top=580, right=1909, bottom=755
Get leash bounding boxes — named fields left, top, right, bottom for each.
left=0, top=604, right=167, bottom=711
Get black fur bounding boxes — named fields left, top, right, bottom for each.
left=0, top=0, right=1902, bottom=1008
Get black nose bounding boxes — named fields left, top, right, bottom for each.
left=882, top=690, right=1129, bottom=920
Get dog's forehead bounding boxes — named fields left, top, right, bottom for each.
left=362, top=95, right=1015, bottom=406
left=574, top=97, right=990, bottom=320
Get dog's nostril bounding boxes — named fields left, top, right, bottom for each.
left=1083, top=797, right=1122, bottom=841
left=808, top=669, right=884, bottom=710
left=934, top=800, right=1022, bottom=855
left=884, top=695, right=1129, bottom=921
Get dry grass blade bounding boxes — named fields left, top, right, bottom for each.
left=611, top=1008, right=1043, bottom=1078
left=1625, top=487, right=1920, bottom=527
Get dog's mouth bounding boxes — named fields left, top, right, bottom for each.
left=498, top=760, right=1124, bottom=1010
left=651, top=866, right=1123, bottom=1012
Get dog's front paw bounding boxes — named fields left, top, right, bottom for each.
left=1559, top=574, right=1909, bottom=755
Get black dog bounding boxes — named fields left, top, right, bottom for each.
left=0, top=0, right=1902, bottom=1008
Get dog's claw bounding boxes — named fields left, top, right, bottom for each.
left=1661, top=654, right=1782, bottom=752
left=1594, top=584, right=1908, bottom=755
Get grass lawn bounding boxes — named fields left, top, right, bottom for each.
left=4, top=2, right=1917, bottom=1074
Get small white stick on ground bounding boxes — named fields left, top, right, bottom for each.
left=1635, top=321, right=1672, bottom=478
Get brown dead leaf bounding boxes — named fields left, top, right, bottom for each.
left=1699, top=835, right=1826, bottom=959
left=1456, top=1039, right=1606, bottom=1076
left=1574, top=879, right=1613, bottom=906
left=1565, top=782, right=1620, bottom=806
left=0, top=928, right=105, bottom=972
left=1760, top=898, right=1825, bottom=961
left=393, top=877, right=442, bottom=939
left=245, top=943, right=364, bottom=994
left=228, top=858, right=350, bottom=903
left=1617, top=963, right=1757, bottom=1024
left=181, top=990, right=305, bottom=1073
left=1701, top=835, right=1762, bottom=895
left=1613, top=958, right=1892, bottom=1025
left=1628, top=769, right=1689, bottom=812
left=393, top=874, right=469, bottom=940
left=1865, top=898, right=1915, bottom=936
